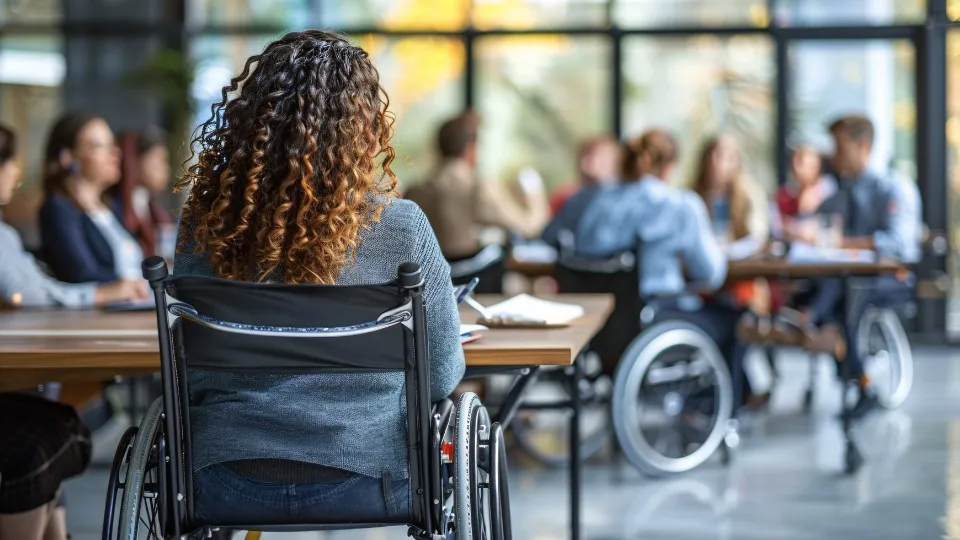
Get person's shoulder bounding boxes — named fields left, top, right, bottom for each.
left=369, top=197, right=430, bottom=238
left=39, top=192, right=82, bottom=222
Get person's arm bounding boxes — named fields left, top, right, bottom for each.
left=0, top=226, right=98, bottom=308
left=678, top=192, right=728, bottom=291
left=474, top=178, right=549, bottom=239
left=40, top=199, right=118, bottom=283
left=412, top=206, right=466, bottom=400
left=865, top=179, right=921, bottom=263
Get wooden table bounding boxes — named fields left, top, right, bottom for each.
left=507, top=254, right=905, bottom=281
left=0, top=294, right=612, bottom=540
left=0, top=294, right=613, bottom=392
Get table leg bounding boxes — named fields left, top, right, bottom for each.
left=842, top=276, right=864, bottom=474
left=490, top=366, right=541, bottom=429
left=568, top=356, right=582, bottom=540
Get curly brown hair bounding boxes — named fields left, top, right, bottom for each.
left=177, top=30, right=397, bottom=284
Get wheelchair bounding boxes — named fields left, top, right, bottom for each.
left=515, top=242, right=736, bottom=477
left=102, top=257, right=512, bottom=540
left=857, top=305, right=913, bottom=410
left=448, top=244, right=506, bottom=294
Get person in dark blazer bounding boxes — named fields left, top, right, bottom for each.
left=39, top=112, right=144, bottom=284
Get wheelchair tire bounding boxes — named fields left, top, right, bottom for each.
left=858, top=307, right=913, bottom=410
left=454, top=392, right=494, bottom=540
left=102, top=426, right=139, bottom=540
left=488, top=423, right=513, bottom=540
left=612, top=321, right=734, bottom=478
left=117, top=398, right=167, bottom=540
left=511, top=368, right=611, bottom=468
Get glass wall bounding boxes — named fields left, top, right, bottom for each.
left=621, top=35, right=774, bottom=190
left=947, top=30, right=960, bottom=337
left=787, top=39, right=917, bottom=181
left=475, top=35, right=610, bottom=188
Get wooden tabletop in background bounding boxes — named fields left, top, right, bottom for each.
left=0, top=293, right=614, bottom=392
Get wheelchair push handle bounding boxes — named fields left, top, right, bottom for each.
left=398, top=262, right=423, bottom=290
left=142, top=256, right=169, bottom=284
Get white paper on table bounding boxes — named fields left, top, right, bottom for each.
left=459, top=324, right=488, bottom=336
left=483, top=294, right=585, bottom=325
left=786, top=243, right=876, bottom=264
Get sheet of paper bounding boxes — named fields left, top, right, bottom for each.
left=483, top=294, right=585, bottom=325
left=459, top=324, right=488, bottom=336
left=786, top=243, right=876, bottom=264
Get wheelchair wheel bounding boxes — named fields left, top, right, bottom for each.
left=858, top=307, right=913, bottom=409
left=102, top=426, right=139, bottom=540
left=115, top=398, right=167, bottom=540
left=511, top=366, right=611, bottom=467
left=454, top=392, right=511, bottom=540
left=612, top=321, right=733, bottom=478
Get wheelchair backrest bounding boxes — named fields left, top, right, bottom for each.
left=555, top=244, right=643, bottom=374
left=147, top=262, right=432, bottom=531
left=447, top=243, right=507, bottom=292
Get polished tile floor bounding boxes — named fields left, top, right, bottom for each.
left=67, top=346, right=959, bottom=539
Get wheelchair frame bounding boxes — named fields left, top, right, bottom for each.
left=103, top=257, right=511, bottom=540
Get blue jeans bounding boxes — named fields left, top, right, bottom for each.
left=192, top=463, right=410, bottom=526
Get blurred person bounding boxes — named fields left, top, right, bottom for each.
left=793, top=115, right=921, bottom=419
left=0, top=122, right=147, bottom=308
left=0, top=122, right=141, bottom=540
left=113, top=128, right=174, bottom=259
left=777, top=144, right=836, bottom=219
left=543, top=129, right=753, bottom=402
left=38, top=112, right=145, bottom=284
left=549, top=135, right=620, bottom=215
left=406, top=111, right=549, bottom=261
left=693, top=134, right=768, bottom=260
left=174, top=30, right=464, bottom=523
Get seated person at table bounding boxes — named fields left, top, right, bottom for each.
left=0, top=124, right=106, bottom=540
left=790, top=115, right=921, bottom=419
left=777, top=144, right=836, bottom=220
left=693, top=134, right=768, bottom=260
left=39, top=112, right=145, bottom=284
left=0, top=393, right=93, bottom=540
left=173, top=30, right=465, bottom=524
left=0, top=122, right=146, bottom=308
left=112, top=128, right=174, bottom=259
left=543, top=129, right=753, bottom=401
left=405, top=112, right=549, bottom=262
left=549, top=135, right=620, bottom=216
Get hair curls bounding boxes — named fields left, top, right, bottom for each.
left=177, top=30, right=397, bottom=284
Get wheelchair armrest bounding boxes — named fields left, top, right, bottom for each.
left=432, top=398, right=455, bottom=437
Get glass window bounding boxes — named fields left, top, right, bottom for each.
left=471, top=0, right=608, bottom=30
left=475, top=36, right=611, bottom=188
left=0, top=34, right=63, bottom=247
left=354, top=35, right=465, bottom=187
left=615, top=0, right=769, bottom=28
left=787, top=40, right=916, bottom=181
left=190, top=35, right=464, bottom=189
left=947, top=31, right=960, bottom=337
left=0, top=0, right=60, bottom=24
left=774, top=0, right=925, bottom=26
left=0, top=35, right=64, bottom=189
left=621, top=35, right=775, bottom=190
left=190, top=34, right=280, bottom=132
left=321, top=0, right=469, bottom=30
left=188, top=0, right=312, bottom=27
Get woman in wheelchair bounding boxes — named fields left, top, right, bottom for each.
left=543, top=129, right=749, bottom=415
left=171, top=30, right=465, bottom=524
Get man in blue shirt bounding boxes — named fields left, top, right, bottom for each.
left=798, top=115, right=921, bottom=419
